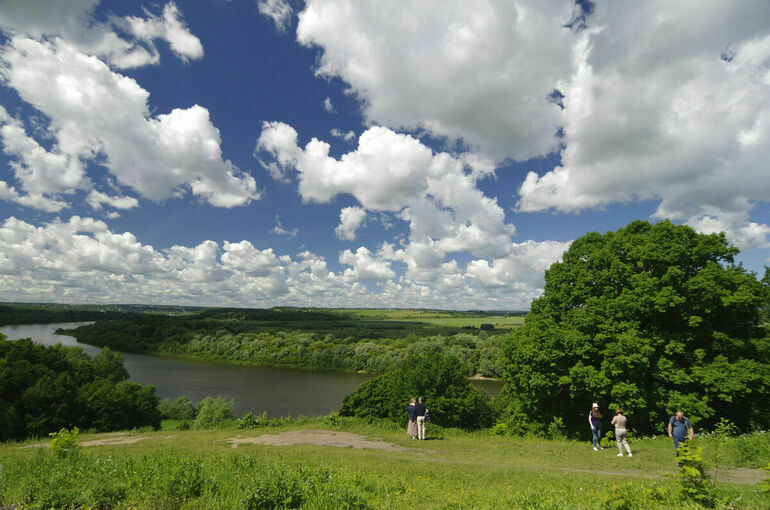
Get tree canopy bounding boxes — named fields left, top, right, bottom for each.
left=339, top=353, right=495, bottom=429
left=0, top=337, right=160, bottom=441
left=498, top=220, right=770, bottom=435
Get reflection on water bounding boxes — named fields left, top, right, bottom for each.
left=0, top=322, right=503, bottom=416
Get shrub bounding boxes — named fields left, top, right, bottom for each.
left=158, top=396, right=197, bottom=420
left=238, top=411, right=269, bottom=429
left=760, top=463, right=770, bottom=493
left=546, top=416, right=567, bottom=440
left=194, top=396, right=235, bottom=429
left=676, top=440, right=717, bottom=508
left=49, top=427, right=79, bottom=458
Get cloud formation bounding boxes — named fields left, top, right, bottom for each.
left=0, top=216, right=567, bottom=309
left=296, top=0, right=576, bottom=161
left=515, top=1, right=770, bottom=249
left=258, top=0, right=293, bottom=33
left=257, top=122, right=513, bottom=262
left=335, top=206, right=367, bottom=241
left=0, top=34, right=259, bottom=210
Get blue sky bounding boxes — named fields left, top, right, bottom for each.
left=0, top=0, right=769, bottom=310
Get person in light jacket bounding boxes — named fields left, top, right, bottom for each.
left=611, top=408, right=632, bottom=457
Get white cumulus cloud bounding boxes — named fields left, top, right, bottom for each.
left=335, top=206, right=367, bottom=241
left=296, top=0, right=576, bottom=161
left=515, top=1, right=770, bottom=250
left=0, top=36, right=260, bottom=209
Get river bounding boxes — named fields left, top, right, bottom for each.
left=0, top=323, right=503, bottom=417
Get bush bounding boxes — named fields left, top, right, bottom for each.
left=546, top=417, right=567, bottom=440
left=158, top=396, right=198, bottom=420
left=49, top=427, right=79, bottom=458
left=194, top=396, right=235, bottom=429
left=238, top=411, right=269, bottom=429
left=676, top=441, right=717, bottom=508
left=760, top=463, right=770, bottom=493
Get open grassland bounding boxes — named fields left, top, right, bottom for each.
left=2, top=420, right=768, bottom=509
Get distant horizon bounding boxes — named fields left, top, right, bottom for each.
left=0, top=301, right=529, bottom=314
left=2, top=1, right=769, bottom=310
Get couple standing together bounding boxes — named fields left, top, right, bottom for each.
left=407, top=397, right=429, bottom=440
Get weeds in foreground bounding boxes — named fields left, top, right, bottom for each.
left=48, top=427, right=79, bottom=458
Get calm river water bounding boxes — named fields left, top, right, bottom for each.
left=0, top=323, right=503, bottom=416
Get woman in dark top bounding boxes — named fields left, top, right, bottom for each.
left=588, top=402, right=603, bottom=451
left=407, top=398, right=418, bottom=439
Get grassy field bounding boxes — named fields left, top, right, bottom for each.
left=2, top=420, right=768, bottom=509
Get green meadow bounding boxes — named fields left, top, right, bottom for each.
left=1, top=419, right=768, bottom=509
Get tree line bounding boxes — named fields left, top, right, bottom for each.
left=63, top=320, right=506, bottom=377
left=0, top=336, right=160, bottom=441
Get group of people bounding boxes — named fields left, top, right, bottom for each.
left=589, top=403, right=695, bottom=459
left=407, top=397, right=430, bottom=440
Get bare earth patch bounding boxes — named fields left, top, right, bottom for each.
left=226, top=429, right=408, bottom=452
left=20, top=434, right=176, bottom=449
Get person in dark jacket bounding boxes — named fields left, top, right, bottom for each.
left=407, top=398, right=418, bottom=439
left=415, top=397, right=427, bottom=440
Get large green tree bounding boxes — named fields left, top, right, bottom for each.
left=499, top=220, right=770, bottom=435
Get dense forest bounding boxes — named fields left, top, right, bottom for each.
left=0, top=335, right=160, bottom=441
left=60, top=310, right=510, bottom=377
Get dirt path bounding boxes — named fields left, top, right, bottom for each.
left=20, top=434, right=177, bottom=449
left=226, top=429, right=409, bottom=452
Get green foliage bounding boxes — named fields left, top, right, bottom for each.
left=194, top=396, right=235, bottom=429
left=676, top=440, right=717, bottom=507
left=158, top=395, right=198, bottom=420
left=760, top=463, right=770, bottom=493
left=730, top=430, right=770, bottom=467
left=546, top=416, right=567, bottom=440
left=0, top=339, right=160, bottom=440
left=2, top=450, right=373, bottom=509
left=49, top=427, right=79, bottom=458
left=63, top=311, right=509, bottom=376
left=339, top=353, right=495, bottom=429
left=709, top=418, right=737, bottom=484
left=499, top=220, right=770, bottom=436
left=237, top=411, right=270, bottom=429
left=322, top=411, right=342, bottom=426
left=91, top=346, right=129, bottom=382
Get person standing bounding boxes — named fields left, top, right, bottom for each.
left=415, top=397, right=427, bottom=440
left=668, top=411, right=694, bottom=456
left=588, top=403, right=603, bottom=451
left=407, top=398, right=418, bottom=439
left=611, top=408, right=632, bottom=457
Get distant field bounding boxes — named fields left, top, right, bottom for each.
left=396, top=316, right=525, bottom=328
left=342, top=308, right=527, bottom=329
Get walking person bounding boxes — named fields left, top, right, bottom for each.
left=588, top=403, right=603, bottom=451
left=611, top=408, right=632, bottom=457
left=415, top=397, right=427, bottom=440
left=668, top=410, right=694, bottom=459
left=407, top=398, right=418, bottom=439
